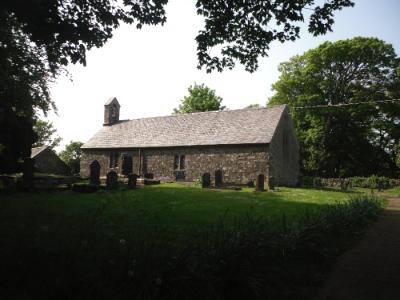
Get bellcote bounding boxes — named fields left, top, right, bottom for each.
left=104, top=97, right=120, bottom=126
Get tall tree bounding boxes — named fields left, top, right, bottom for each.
left=269, top=37, right=400, bottom=177
left=174, top=83, right=224, bottom=114
left=33, top=120, right=62, bottom=149
left=0, top=14, right=55, bottom=173
left=59, top=141, right=84, bottom=175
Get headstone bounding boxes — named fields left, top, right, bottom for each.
left=268, top=176, right=275, bottom=190
left=106, top=170, right=118, bottom=190
left=215, top=170, right=223, bottom=188
left=127, top=173, right=138, bottom=189
left=202, top=173, right=211, bottom=188
left=256, top=174, right=265, bottom=191
left=89, top=160, right=100, bottom=186
left=121, top=154, right=133, bottom=176
left=23, top=158, right=35, bottom=188
left=144, top=173, right=154, bottom=179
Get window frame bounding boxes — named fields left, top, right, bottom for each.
left=173, top=154, right=186, bottom=170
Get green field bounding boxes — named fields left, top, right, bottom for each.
left=0, top=183, right=360, bottom=241
left=0, top=183, right=384, bottom=299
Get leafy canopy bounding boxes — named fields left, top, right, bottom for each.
left=269, top=37, right=400, bottom=177
left=1, top=0, right=354, bottom=73
left=59, top=141, right=84, bottom=175
left=33, top=120, right=62, bottom=150
left=174, top=84, right=224, bottom=114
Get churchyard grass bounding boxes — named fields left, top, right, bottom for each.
left=0, top=183, right=384, bottom=299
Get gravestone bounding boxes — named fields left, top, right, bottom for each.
left=256, top=174, right=265, bottom=191
left=144, top=173, right=154, bottom=179
left=106, top=170, right=118, bottom=190
left=215, top=170, right=223, bottom=188
left=89, top=160, right=100, bottom=186
left=268, top=176, right=275, bottom=190
left=127, top=173, right=138, bottom=189
left=202, top=173, right=211, bottom=188
left=23, top=158, right=35, bottom=188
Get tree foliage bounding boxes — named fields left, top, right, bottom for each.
left=1, top=0, right=354, bottom=73
left=269, top=37, right=400, bottom=177
left=174, top=83, right=224, bottom=114
left=245, top=104, right=263, bottom=109
left=0, top=14, right=55, bottom=173
left=59, top=141, right=84, bottom=175
left=33, top=120, right=62, bottom=149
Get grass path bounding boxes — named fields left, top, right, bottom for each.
left=316, top=194, right=400, bottom=300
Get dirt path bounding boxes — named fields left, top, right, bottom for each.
left=316, top=196, right=400, bottom=300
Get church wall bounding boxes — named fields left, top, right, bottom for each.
left=80, top=144, right=269, bottom=185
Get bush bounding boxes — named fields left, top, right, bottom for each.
left=300, top=175, right=400, bottom=189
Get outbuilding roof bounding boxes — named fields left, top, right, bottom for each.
left=81, top=105, right=287, bottom=149
left=31, top=145, right=49, bottom=158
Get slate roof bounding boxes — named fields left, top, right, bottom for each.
left=81, top=105, right=287, bottom=149
left=31, top=145, right=49, bottom=158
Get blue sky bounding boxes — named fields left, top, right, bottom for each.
left=49, top=0, right=400, bottom=149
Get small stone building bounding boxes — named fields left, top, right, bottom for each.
left=80, top=97, right=299, bottom=186
left=31, top=146, right=71, bottom=175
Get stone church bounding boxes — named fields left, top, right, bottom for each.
left=80, top=97, right=299, bottom=186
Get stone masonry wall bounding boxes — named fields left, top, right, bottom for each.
left=81, top=145, right=269, bottom=185
left=35, top=148, right=71, bottom=175
left=268, top=109, right=299, bottom=186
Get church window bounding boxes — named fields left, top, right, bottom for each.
left=174, top=155, right=185, bottom=170
left=109, top=152, right=119, bottom=168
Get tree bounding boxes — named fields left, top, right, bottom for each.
left=245, top=104, right=263, bottom=109
left=59, top=141, right=84, bottom=175
left=0, top=14, right=55, bottom=173
left=173, top=84, right=224, bottom=114
left=269, top=37, right=400, bottom=177
left=1, top=0, right=354, bottom=73
left=395, top=144, right=400, bottom=170
left=33, top=120, right=62, bottom=149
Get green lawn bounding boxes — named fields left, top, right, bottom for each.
left=0, top=183, right=383, bottom=299
left=0, top=183, right=361, bottom=241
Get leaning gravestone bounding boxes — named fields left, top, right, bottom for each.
left=127, top=173, right=138, bottom=189
left=106, top=171, right=118, bottom=190
left=89, top=160, right=100, bottom=186
left=256, top=174, right=265, bottom=191
left=23, top=158, right=35, bottom=188
left=215, top=170, right=223, bottom=188
left=202, top=173, right=211, bottom=188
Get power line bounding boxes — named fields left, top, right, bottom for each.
left=291, top=98, right=400, bottom=110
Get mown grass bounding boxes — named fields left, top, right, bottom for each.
left=0, top=184, right=383, bottom=299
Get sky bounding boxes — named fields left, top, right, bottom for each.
left=48, top=0, right=400, bottom=150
